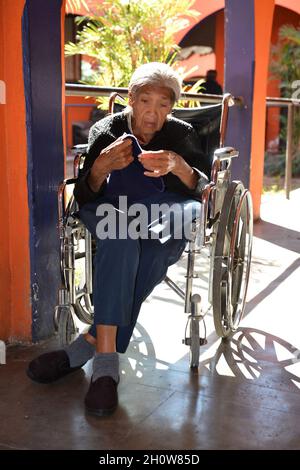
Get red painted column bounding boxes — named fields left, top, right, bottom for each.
left=0, top=0, right=31, bottom=341
left=250, top=0, right=275, bottom=220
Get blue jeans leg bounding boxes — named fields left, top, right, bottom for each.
left=116, top=235, right=186, bottom=352
left=115, top=192, right=201, bottom=352
left=88, top=236, right=141, bottom=335
left=79, top=193, right=201, bottom=351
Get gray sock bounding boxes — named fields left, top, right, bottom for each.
left=65, top=334, right=95, bottom=367
left=92, top=352, right=119, bottom=383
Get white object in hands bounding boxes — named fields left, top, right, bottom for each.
left=0, top=340, right=6, bottom=364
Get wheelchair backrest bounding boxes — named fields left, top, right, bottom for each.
left=72, top=102, right=222, bottom=179
left=172, top=104, right=221, bottom=176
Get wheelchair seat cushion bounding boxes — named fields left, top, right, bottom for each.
left=104, top=133, right=165, bottom=203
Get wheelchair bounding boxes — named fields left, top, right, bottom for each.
left=56, top=92, right=253, bottom=370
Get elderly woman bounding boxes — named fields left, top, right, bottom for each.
left=27, top=63, right=209, bottom=416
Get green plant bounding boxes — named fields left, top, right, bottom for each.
left=65, top=0, right=199, bottom=106
left=264, top=151, right=300, bottom=177
left=271, top=25, right=300, bottom=88
left=270, top=24, right=300, bottom=150
left=66, top=0, right=89, bottom=14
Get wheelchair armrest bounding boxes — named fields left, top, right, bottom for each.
left=72, top=144, right=88, bottom=153
left=201, top=181, right=215, bottom=200
left=214, top=147, right=239, bottom=160
left=62, top=177, right=78, bottom=186
left=58, top=177, right=79, bottom=234
left=194, top=182, right=215, bottom=247
left=71, top=148, right=88, bottom=178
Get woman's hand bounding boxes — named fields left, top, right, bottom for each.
left=138, top=150, right=199, bottom=190
left=93, top=138, right=134, bottom=175
left=138, top=150, right=181, bottom=177
left=88, top=138, right=134, bottom=192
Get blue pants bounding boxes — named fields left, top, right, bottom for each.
left=78, top=192, right=201, bottom=353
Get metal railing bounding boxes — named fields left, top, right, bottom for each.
left=266, top=97, right=300, bottom=199
left=65, top=84, right=300, bottom=199
left=66, top=83, right=242, bottom=105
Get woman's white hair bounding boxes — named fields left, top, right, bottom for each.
left=128, top=62, right=182, bottom=103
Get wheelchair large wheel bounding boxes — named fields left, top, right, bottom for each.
left=212, top=181, right=253, bottom=338
left=70, top=226, right=94, bottom=326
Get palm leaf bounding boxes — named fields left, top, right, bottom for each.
left=279, top=25, right=300, bottom=45
left=66, top=0, right=89, bottom=14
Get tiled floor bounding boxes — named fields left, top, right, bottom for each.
left=0, top=189, right=299, bottom=450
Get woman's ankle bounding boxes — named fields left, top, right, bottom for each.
left=84, top=332, right=96, bottom=347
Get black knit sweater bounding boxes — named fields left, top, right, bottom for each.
left=74, top=111, right=209, bottom=207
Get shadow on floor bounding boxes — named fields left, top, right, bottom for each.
left=1, top=321, right=300, bottom=449
left=254, top=219, right=300, bottom=253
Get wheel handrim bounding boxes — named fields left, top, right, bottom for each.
left=212, top=182, right=253, bottom=337
left=227, top=190, right=253, bottom=329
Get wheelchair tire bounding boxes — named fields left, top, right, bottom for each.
left=212, top=181, right=253, bottom=338
left=73, top=295, right=94, bottom=325
left=189, top=294, right=201, bottom=369
left=189, top=317, right=200, bottom=369
left=58, top=306, right=78, bottom=347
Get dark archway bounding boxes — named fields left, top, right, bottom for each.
left=179, top=10, right=222, bottom=50
left=180, top=1, right=254, bottom=187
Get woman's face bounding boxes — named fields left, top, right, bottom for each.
left=129, top=85, right=173, bottom=144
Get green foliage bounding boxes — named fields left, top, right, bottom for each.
left=270, top=24, right=300, bottom=89
left=65, top=0, right=199, bottom=92
left=66, top=0, right=90, bottom=14
left=270, top=24, right=300, bottom=149
left=177, top=78, right=206, bottom=108
left=264, top=152, right=300, bottom=177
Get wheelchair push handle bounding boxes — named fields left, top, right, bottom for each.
left=108, top=92, right=126, bottom=114
left=220, top=93, right=235, bottom=148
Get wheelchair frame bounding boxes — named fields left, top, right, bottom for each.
left=56, top=93, right=253, bottom=369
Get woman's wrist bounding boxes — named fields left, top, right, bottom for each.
left=172, top=155, right=192, bottom=178
left=88, top=166, right=108, bottom=193
left=172, top=155, right=199, bottom=190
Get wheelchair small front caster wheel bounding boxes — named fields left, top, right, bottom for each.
left=189, top=294, right=202, bottom=369
left=57, top=306, right=78, bottom=347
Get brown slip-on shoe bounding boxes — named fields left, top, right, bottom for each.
left=85, top=376, right=118, bottom=416
left=26, top=350, right=84, bottom=384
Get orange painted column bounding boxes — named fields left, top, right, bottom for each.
left=266, top=5, right=300, bottom=146
left=215, top=10, right=224, bottom=88
left=61, top=0, right=66, bottom=168
left=250, top=0, right=275, bottom=220
left=0, top=1, right=11, bottom=340
left=0, top=0, right=31, bottom=341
